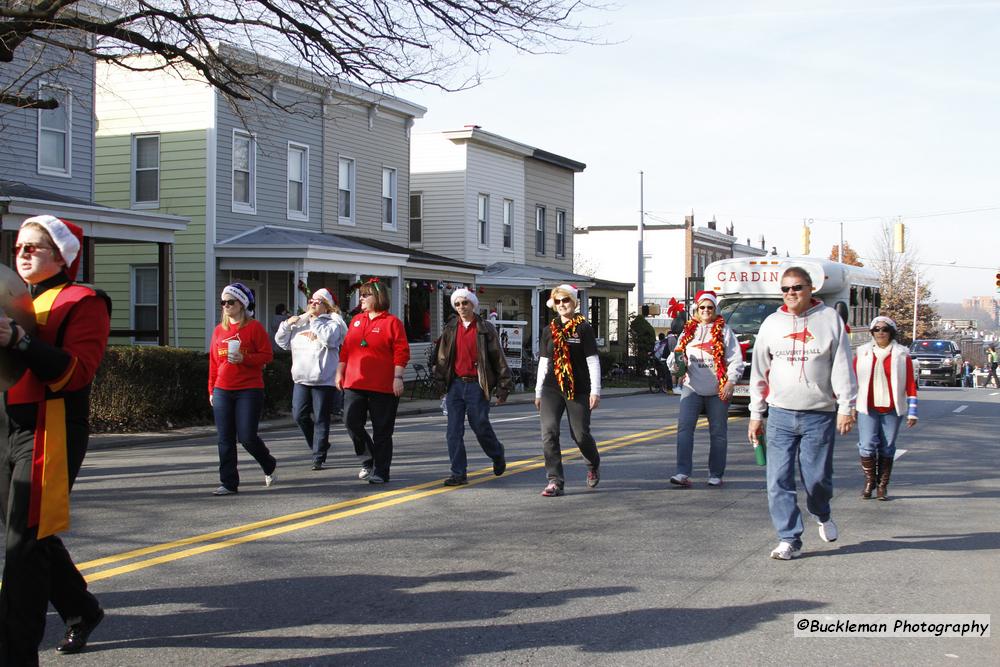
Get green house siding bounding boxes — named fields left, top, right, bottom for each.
left=95, top=130, right=209, bottom=349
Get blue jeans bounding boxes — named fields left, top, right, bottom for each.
left=675, top=386, right=729, bottom=478
left=292, top=383, right=335, bottom=464
left=212, top=388, right=276, bottom=491
left=857, top=410, right=902, bottom=458
left=765, top=407, right=836, bottom=548
left=445, top=379, right=504, bottom=477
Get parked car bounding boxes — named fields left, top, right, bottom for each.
left=910, top=339, right=963, bottom=387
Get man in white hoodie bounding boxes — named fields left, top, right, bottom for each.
left=748, top=267, right=857, bottom=560
left=275, top=289, right=347, bottom=470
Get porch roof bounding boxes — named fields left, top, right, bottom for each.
left=478, top=262, right=596, bottom=288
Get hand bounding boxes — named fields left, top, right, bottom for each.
left=0, top=318, right=15, bottom=348
left=748, top=419, right=763, bottom=445
left=837, top=413, right=855, bottom=435
left=534, top=398, right=541, bottom=410
left=209, top=394, right=214, bottom=407
left=906, top=417, right=917, bottom=428
left=589, top=394, right=600, bottom=410
left=285, top=315, right=301, bottom=326
left=392, top=377, right=404, bottom=397
left=228, top=351, right=243, bottom=364
left=719, top=381, right=734, bottom=402
left=335, top=371, right=344, bottom=391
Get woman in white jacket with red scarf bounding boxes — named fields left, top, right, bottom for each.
left=853, top=316, right=917, bottom=501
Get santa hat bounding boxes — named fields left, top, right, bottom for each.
left=694, top=290, right=718, bottom=308
left=450, top=287, right=479, bottom=310
left=221, top=282, right=255, bottom=317
left=869, top=316, right=897, bottom=331
left=21, top=214, right=83, bottom=280
left=546, top=284, right=579, bottom=309
left=311, top=288, right=336, bottom=309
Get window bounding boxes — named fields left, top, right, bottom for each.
left=338, top=157, right=355, bottom=224
left=381, top=167, right=397, bottom=229
left=287, top=143, right=308, bottom=220
left=232, top=131, right=256, bottom=213
left=410, top=193, right=422, bottom=244
left=132, top=134, right=159, bottom=207
left=405, top=283, right=431, bottom=342
left=535, top=206, right=546, bottom=255
left=478, top=194, right=490, bottom=246
left=556, top=209, right=566, bottom=257
left=503, top=199, right=513, bottom=249
left=132, top=266, right=159, bottom=343
left=38, top=85, right=71, bottom=176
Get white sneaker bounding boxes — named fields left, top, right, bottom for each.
left=669, top=474, right=692, bottom=487
left=358, top=466, right=373, bottom=480
left=769, top=541, right=801, bottom=560
left=707, top=476, right=723, bottom=487
left=818, top=518, right=838, bottom=542
left=265, top=472, right=275, bottom=488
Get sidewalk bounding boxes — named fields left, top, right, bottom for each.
left=89, top=386, right=655, bottom=451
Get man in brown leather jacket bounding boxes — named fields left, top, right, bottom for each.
left=432, top=288, right=513, bottom=486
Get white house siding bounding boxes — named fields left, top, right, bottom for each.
left=524, top=158, right=575, bottom=272
left=214, top=87, right=324, bottom=241
left=1, top=42, right=96, bottom=200
left=410, top=133, right=467, bottom=258
left=464, top=143, right=525, bottom=265
left=323, top=101, right=412, bottom=245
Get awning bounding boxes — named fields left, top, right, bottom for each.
left=478, top=262, right=596, bottom=289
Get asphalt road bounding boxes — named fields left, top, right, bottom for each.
left=17, top=386, right=1000, bottom=665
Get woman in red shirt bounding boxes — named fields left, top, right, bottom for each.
left=336, top=278, right=410, bottom=484
left=853, top=316, right=917, bottom=501
left=208, top=283, right=277, bottom=495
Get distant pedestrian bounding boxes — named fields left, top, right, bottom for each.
left=336, top=278, right=410, bottom=484
left=986, top=346, right=999, bottom=388
left=432, top=288, right=512, bottom=486
left=666, top=290, right=744, bottom=487
left=208, top=283, right=277, bottom=496
left=275, top=289, right=347, bottom=470
left=748, top=266, right=857, bottom=560
left=652, top=333, right=674, bottom=394
left=534, top=284, right=602, bottom=496
left=854, top=316, right=917, bottom=501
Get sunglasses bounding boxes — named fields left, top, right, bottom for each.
left=220, top=299, right=238, bottom=307
left=308, top=299, right=324, bottom=305
left=871, top=327, right=891, bottom=333
left=454, top=301, right=472, bottom=307
left=698, top=305, right=715, bottom=311
left=780, top=284, right=807, bottom=293
left=553, top=297, right=573, bottom=305
left=14, top=242, right=53, bottom=255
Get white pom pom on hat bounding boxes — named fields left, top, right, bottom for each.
left=311, top=288, right=336, bottom=309
left=546, top=284, right=579, bottom=308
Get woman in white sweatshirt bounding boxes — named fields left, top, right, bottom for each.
left=666, top=290, right=744, bottom=487
left=275, top=288, right=347, bottom=470
left=853, top=316, right=917, bottom=500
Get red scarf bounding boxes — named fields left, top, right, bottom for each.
left=551, top=315, right=585, bottom=399
left=674, top=315, right=728, bottom=392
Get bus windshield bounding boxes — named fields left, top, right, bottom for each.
left=719, top=298, right=782, bottom=334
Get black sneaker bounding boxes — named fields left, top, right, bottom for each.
left=57, top=608, right=104, bottom=654
left=492, top=456, right=507, bottom=476
left=312, top=462, right=323, bottom=471
left=444, top=474, right=468, bottom=486
left=587, top=468, right=601, bottom=488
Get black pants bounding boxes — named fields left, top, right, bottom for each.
left=539, top=385, right=600, bottom=486
left=0, top=404, right=100, bottom=667
left=987, top=364, right=999, bottom=388
left=344, top=389, right=399, bottom=480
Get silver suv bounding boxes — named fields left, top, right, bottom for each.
left=910, top=340, right=963, bottom=387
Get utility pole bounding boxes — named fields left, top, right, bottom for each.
left=638, top=171, right=644, bottom=314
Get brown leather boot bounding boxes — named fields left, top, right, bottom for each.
left=860, top=456, right=876, bottom=499
left=876, top=455, right=893, bottom=500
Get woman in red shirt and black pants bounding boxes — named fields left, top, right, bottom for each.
left=336, top=279, right=410, bottom=484
left=208, top=283, right=277, bottom=496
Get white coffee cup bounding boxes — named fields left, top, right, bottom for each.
left=227, top=339, right=240, bottom=357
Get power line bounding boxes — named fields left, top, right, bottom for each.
left=643, top=206, right=1000, bottom=224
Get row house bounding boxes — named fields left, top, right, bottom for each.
left=0, top=30, right=187, bottom=344
left=94, top=46, right=477, bottom=369
left=410, top=127, right=631, bottom=359
left=574, top=215, right=767, bottom=333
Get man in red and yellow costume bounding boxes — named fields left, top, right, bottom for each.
left=0, top=215, right=111, bottom=665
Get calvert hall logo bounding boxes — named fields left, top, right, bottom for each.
left=784, top=328, right=814, bottom=344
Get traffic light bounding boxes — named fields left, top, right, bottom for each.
left=893, top=222, right=905, bottom=253
left=800, top=225, right=811, bottom=255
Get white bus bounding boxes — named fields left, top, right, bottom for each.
left=702, top=257, right=881, bottom=404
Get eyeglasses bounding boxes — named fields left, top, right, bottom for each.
left=871, top=327, right=891, bottom=333
left=780, top=284, right=807, bottom=293
left=553, top=297, right=573, bottom=305
left=454, top=301, right=472, bottom=307
left=14, top=243, right=53, bottom=255
left=220, top=299, right=238, bottom=307
left=308, top=299, right=323, bottom=305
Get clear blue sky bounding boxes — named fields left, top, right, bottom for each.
left=403, top=0, right=1000, bottom=302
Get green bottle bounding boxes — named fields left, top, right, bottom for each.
left=754, top=431, right=767, bottom=466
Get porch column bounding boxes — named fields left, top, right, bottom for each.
left=296, top=262, right=309, bottom=313
left=531, top=289, right=540, bottom=357
left=157, top=242, right=169, bottom=346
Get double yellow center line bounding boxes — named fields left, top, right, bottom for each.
left=79, top=420, right=697, bottom=582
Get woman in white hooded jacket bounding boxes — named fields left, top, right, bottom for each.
left=275, top=289, right=347, bottom=470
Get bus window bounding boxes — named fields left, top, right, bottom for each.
left=835, top=301, right=849, bottom=326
